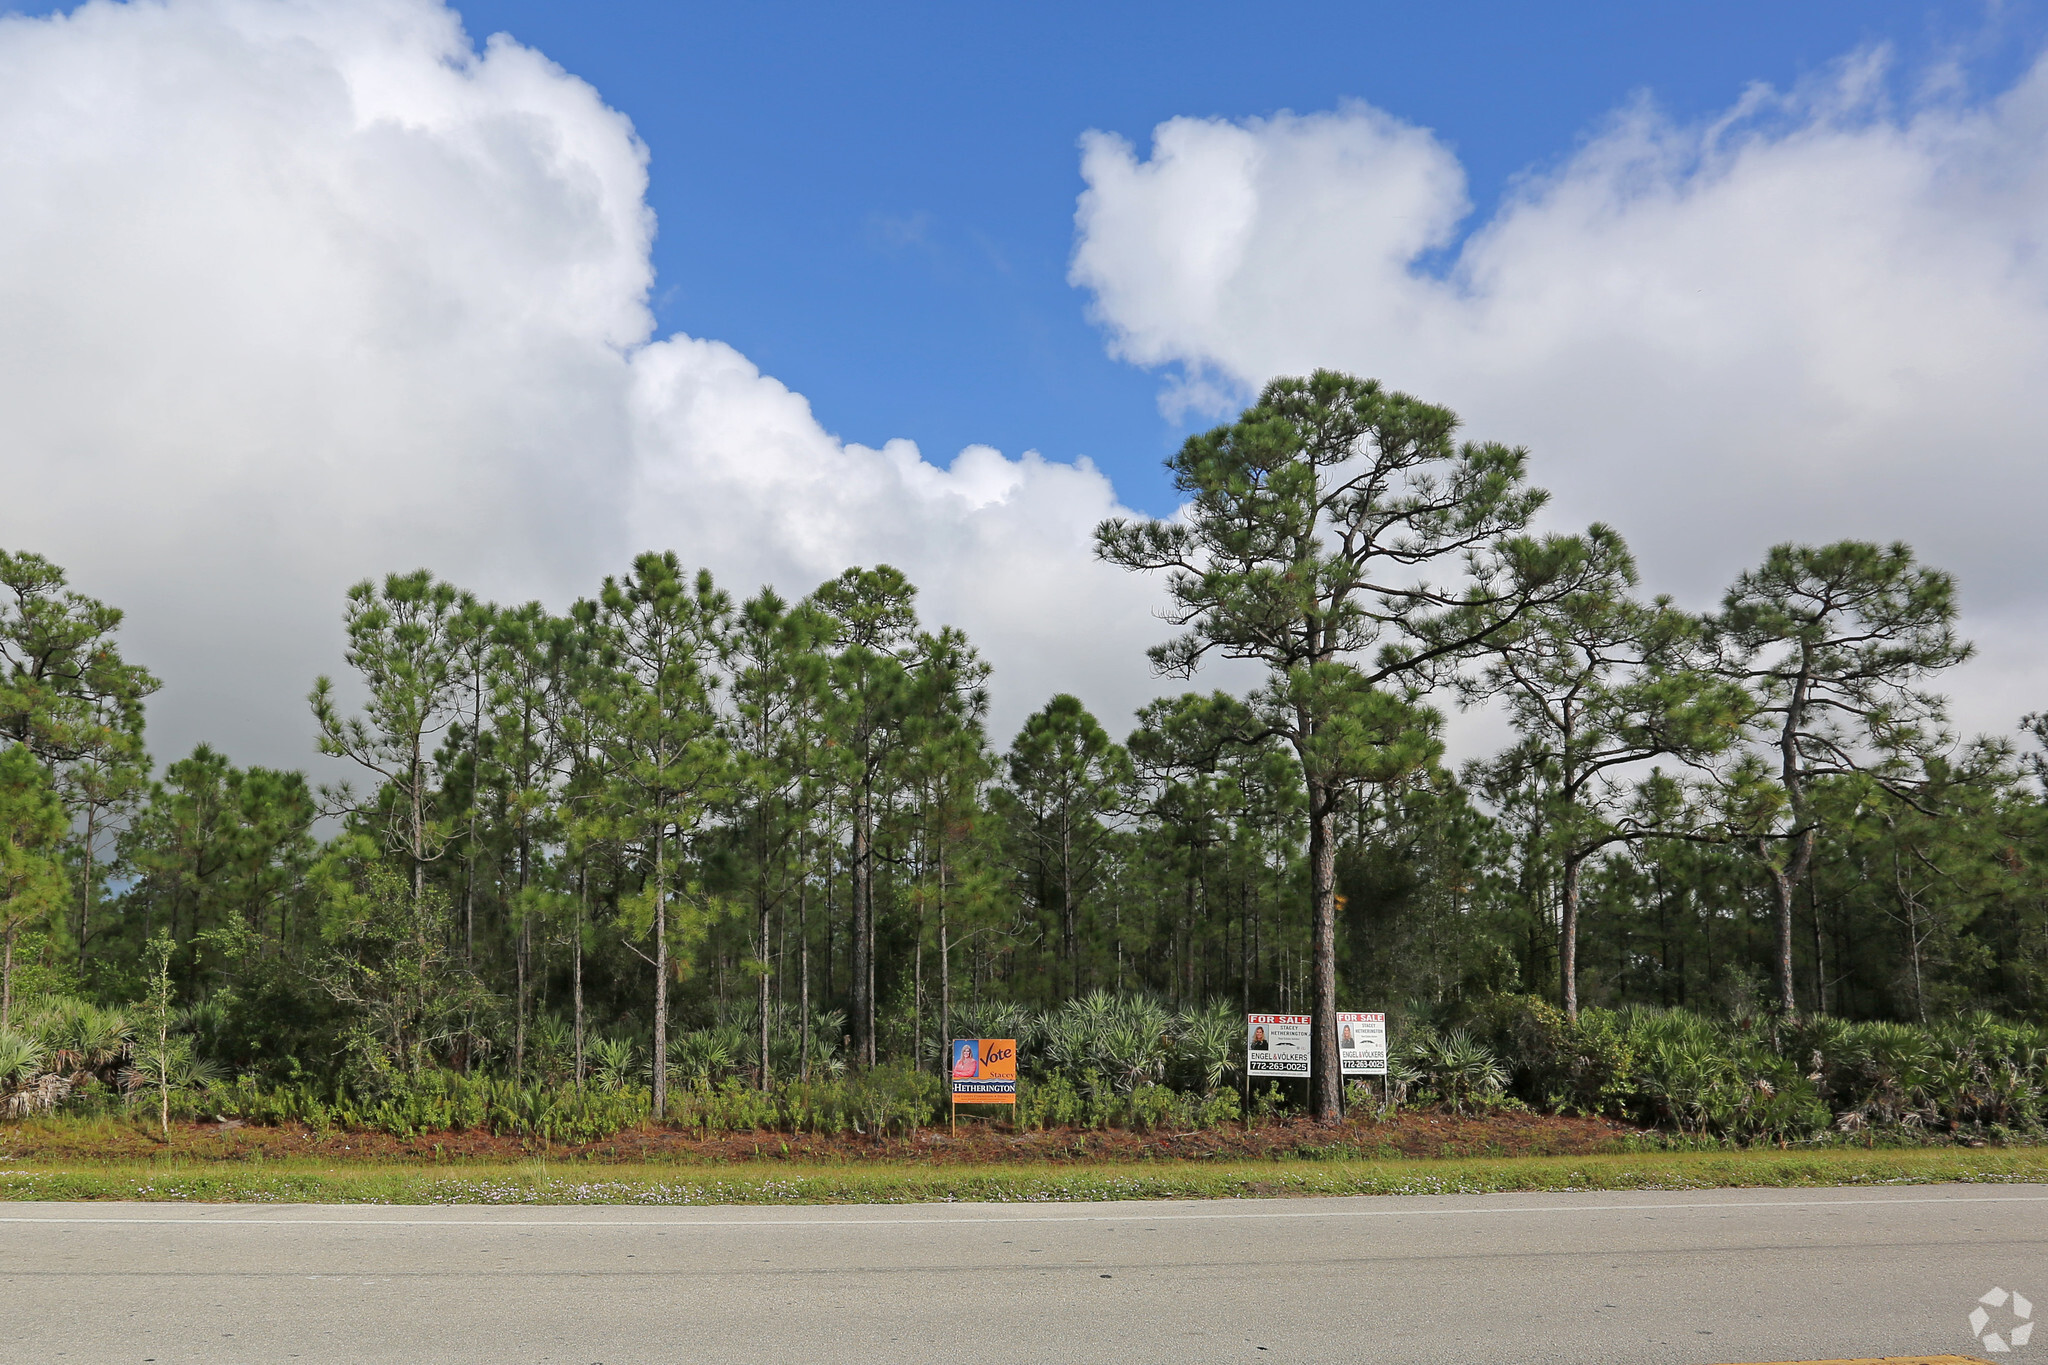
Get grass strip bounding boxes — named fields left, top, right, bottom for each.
left=2, top=1146, right=2045, bottom=1205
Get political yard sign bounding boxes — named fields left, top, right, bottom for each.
left=950, top=1038, right=1017, bottom=1104
left=1336, top=1012, right=1388, bottom=1076
left=1246, top=1013, right=1312, bottom=1077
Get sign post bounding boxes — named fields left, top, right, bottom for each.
left=1336, top=1012, right=1388, bottom=1115
left=949, top=1038, right=1017, bottom=1135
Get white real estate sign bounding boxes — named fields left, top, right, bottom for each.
left=1246, top=1013, right=1312, bottom=1077
left=1336, top=1011, right=1388, bottom=1076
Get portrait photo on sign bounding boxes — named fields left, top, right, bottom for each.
left=951, top=1039, right=979, bottom=1079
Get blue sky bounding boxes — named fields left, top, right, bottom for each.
left=7, top=0, right=2048, bottom=763
left=2, top=0, right=2038, bottom=511
left=442, top=0, right=2044, bottom=514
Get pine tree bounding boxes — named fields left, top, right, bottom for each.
left=1004, top=695, right=1131, bottom=1000
left=1714, top=541, right=1970, bottom=1016
left=1468, top=525, right=1747, bottom=1018
left=588, top=553, right=730, bottom=1116
left=1098, top=372, right=1568, bottom=1117
left=721, top=587, right=832, bottom=1090
left=0, top=744, right=66, bottom=1029
left=310, top=570, right=471, bottom=906
left=810, top=567, right=920, bottom=1068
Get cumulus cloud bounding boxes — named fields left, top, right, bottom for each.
left=0, top=0, right=1165, bottom=771
left=622, top=334, right=1152, bottom=726
left=1071, top=55, right=2048, bottom=739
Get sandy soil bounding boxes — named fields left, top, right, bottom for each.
left=0, top=1107, right=1651, bottom=1165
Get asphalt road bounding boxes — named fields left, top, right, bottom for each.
left=4, top=1185, right=2044, bottom=1364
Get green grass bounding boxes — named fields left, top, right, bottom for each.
left=3, top=1146, right=2045, bottom=1205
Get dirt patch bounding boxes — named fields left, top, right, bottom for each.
left=0, top=1108, right=1648, bottom=1166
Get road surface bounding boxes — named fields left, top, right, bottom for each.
left=4, top=1185, right=2043, bottom=1363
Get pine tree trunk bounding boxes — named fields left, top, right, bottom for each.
left=1, top=923, right=14, bottom=1032
left=517, top=828, right=532, bottom=1078
left=758, top=894, right=772, bottom=1091
left=1560, top=852, right=1582, bottom=1022
left=1766, top=824, right=1813, bottom=1019
left=1240, top=874, right=1252, bottom=1018
left=75, top=806, right=97, bottom=964
left=938, top=841, right=950, bottom=1058
left=866, top=880, right=877, bottom=1067
left=1307, top=777, right=1340, bottom=1122
left=799, top=863, right=811, bottom=1084
left=1909, top=904, right=1927, bottom=1024
left=653, top=828, right=669, bottom=1119
left=157, top=1002, right=170, bottom=1139
left=411, top=739, right=426, bottom=910
left=824, top=838, right=836, bottom=1013
left=514, top=915, right=528, bottom=1080
left=1773, top=672, right=1814, bottom=1018
left=574, top=866, right=586, bottom=1088
left=1895, top=852, right=1929, bottom=1025
left=851, top=784, right=872, bottom=1067
left=1809, top=877, right=1828, bottom=1016
left=1767, top=863, right=1797, bottom=1017
left=463, top=847, right=475, bottom=964
left=466, top=673, right=481, bottom=960
left=913, top=893, right=925, bottom=1073
left=1062, top=808, right=1078, bottom=999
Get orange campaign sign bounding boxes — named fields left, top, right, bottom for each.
left=949, top=1038, right=1018, bottom=1104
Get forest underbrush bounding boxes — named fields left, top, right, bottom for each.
left=12, top=995, right=2048, bottom=1163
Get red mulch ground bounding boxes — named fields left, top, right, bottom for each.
left=1, top=1108, right=1648, bottom=1165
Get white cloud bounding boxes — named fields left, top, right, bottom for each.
left=622, top=334, right=1156, bottom=728
left=1072, top=55, right=2048, bottom=740
left=0, top=0, right=1168, bottom=771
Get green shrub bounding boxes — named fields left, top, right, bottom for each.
left=588, top=1036, right=637, bottom=1092
left=1166, top=1000, right=1243, bottom=1094
left=1478, top=997, right=1639, bottom=1116
left=1039, top=992, right=1174, bottom=1094
left=1398, top=1029, right=1509, bottom=1115
left=22, top=983, right=2036, bottom=1148
left=1020, top=1074, right=1085, bottom=1130
left=1127, top=1082, right=1177, bottom=1131
left=21, top=998, right=133, bottom=1083
left=1196, top=1088, right=1242, bottom=1127
left=206, top=1071, right=653, bottom=1143
left=1, top=1029, right=65, bottom=1118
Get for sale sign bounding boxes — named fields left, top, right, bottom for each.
left=1246, top=1013, right=1312, bottom=1076
left=1336, top=1012, right=1388, bottom=1075
left=950, top=1038, right=1017, bottom=1104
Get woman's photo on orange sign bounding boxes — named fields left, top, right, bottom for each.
left=951, top=1040, right=979, bottom=1079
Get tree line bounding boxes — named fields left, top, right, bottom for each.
left=5, top=370, right=2044, bottom=1124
